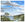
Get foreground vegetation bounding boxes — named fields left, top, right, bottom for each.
left=1, top=12, right=24, bottom=21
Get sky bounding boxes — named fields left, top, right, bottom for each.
left=2, top=0, right=24, bottom=1
left=1, top=1, right=24, bottom=16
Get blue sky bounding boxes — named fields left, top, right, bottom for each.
left=11, top=1, right=24, bottom=5
left=1, top=0, right=24, bottom=1
left=1, top=1, right=24, bottom=16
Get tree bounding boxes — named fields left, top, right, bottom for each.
left=5, top=12, right=9, bottom=16
left=14, top=14, right=24, bottom=21
left=1, top=15, right=10, bottom=21
left=14, top=16, right=19, bottom=20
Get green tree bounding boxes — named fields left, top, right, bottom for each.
left=14, top=16, right=19, bottom=20
left=1, top=16, right=10, bottom=21
left=5, top=12, right=9, bottom=16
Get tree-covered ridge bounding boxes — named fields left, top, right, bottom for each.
left=14, top=14, right=24, bottom=21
